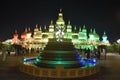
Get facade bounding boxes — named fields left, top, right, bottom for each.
left=4, top=9, right=110, bottom=50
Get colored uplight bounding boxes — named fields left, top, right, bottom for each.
left=80, top=59, right=85, bottom=66
left=57, top=61, right=62, bottom=64
left=85, top=58, right=97, bottom=64
left=92, top=58, right=96, bottom=63
left=23, top=58, right=26, bottom=62
left=23, top=58, right=36, bottom=63
left=23, top=62, right=26, bottom=64
left=36, top=58, right=40, bottom=62
left=88, top=59, right=97, bottom=66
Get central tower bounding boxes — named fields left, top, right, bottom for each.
left=56, top=9, right=65, bottom=26
left=55, top=9, right=66, bottom=40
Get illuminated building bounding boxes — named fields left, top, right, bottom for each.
left=3, top=9, right=110, bottom=50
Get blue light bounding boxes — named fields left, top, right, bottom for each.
left=80, top=59, right=85, bottom=66
left=92, top=58, right=96, bottom=63
left=23, top=57, right=36, bottom=63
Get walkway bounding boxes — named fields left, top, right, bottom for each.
left=0, top=53, right=120, bottom=80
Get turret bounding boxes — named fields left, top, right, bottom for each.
left=26, top=27, right=32, bottom=39
left=78, top=26, right=87, bottom=42
left=34, top=24, right=39, bottom=35
left=89, top=28, right=94, bottom=40
left=13, top=30, right=19, bottom=44
left=34, top=26, right=42, bottom=40
left=66, top=21, right=72, bottom=32
left=102, top=32, right=110, bottom=45
left=93, top=28, right=99, bottom=41
left=21, top=28, right=27, bottom=40
left=82, top=25, right=87, bottom=33
left=49, top=20, right=54, bottom=32
left=102, top=32, right=107, bottom=42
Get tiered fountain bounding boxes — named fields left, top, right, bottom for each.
left=19, top=38, right=99, bottom=79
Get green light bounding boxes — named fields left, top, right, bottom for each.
left=57, top=61, right=62, bottom=64
left=41, top=60, right=79, bottom=64
left=36, top=58, right=40, bottom=62
left=23, top=58, right=26, bottom=62
left=23, top=62, right=26, bottom=64
left=34, top=61, right=38, bottom=64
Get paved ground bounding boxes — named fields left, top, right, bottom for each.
left=0, top=53, right=120, bottom=80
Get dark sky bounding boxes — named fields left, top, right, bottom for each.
left=0, top=0, right=120, bottom=43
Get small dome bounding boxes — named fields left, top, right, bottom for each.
left=94, top=34, right=99, bottom=38
left=36, top=31, right=42, bottom=36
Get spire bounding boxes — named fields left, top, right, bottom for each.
left=60, top=8, right=62, bottom=13
left=15, top=29, right=17, bottom=34
left=36, top=24, right=38, bottom=28
left=44, top=25, right=46, bottom=30
left=50, top=20, right=53, bottom=25
left=79, top=27, right=81, bottom=32
left=34, top=24, right=39, bottom=32
left=74, top=26, right=77, bottom=30
left=73, top=26, right=77, bottom=33
left=39, top=26, right=42, bottom=31
left=103, top=31, right=107, bottom=37
left=13, top=29, right=18, bottom=37
left=28, top=27, right=30, bottom=31
left=93, top=28, right=96, bottom=34
left=104, top=31, right=106, bottom=35
left=59, top=8, right=63, bottom=16
left=90, top=28, right=92, bottom=32
left=89, top=28, right=93, bottom=34
left=83, top=24, right=86, bottom=29
left=25, top=27, right=27, bottom=33
left=68, top=20, right=70, bottom=25
left=28, top=27, right=31, bottom=33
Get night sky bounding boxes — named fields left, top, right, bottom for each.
left=0, top=0, right=120, bottom=43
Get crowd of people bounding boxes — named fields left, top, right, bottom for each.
left=79, top=48, right=106, bottom=60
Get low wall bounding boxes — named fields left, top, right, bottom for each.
left=19, top=62, right=99, bottom=78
